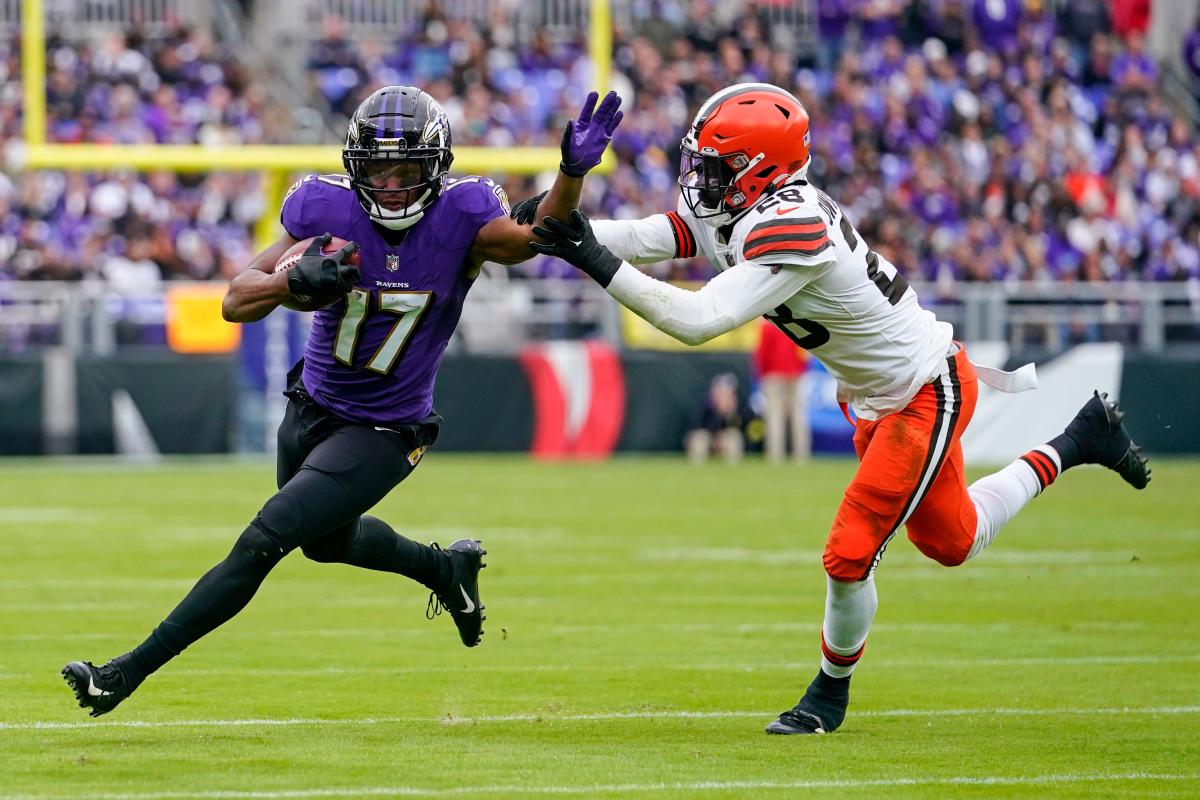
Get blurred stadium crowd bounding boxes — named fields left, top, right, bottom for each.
left=3, top=0, right=1200, bottom=287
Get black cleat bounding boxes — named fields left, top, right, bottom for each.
left=766, top=671, right=850, bottom=735
left=1064, top=391, right=1151, bottom=489
left=61, top=660, right=133, bottom=717
left=427, top=539, right=487, bottom=647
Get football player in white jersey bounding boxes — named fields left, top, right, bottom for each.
left=521, top=83, right=1151, bottom=734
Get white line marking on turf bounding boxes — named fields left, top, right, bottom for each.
left=4, top=772, right=1198, bottom=799
left=1, top=653, right=1196, bottom=679
left=3, top=705, right=1198, bottom=732
left=0, top=508, right=104, bottom=523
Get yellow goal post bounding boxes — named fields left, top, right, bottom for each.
left=18, top=0, right=614, bottom=250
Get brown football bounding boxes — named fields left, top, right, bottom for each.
left=275, top=235, right=361, bottom=311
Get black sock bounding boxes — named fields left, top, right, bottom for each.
left=119, top=521, right=287, bottom=686
left=1047, top=432, right=1082, bottom=471
left=813, top=669, right=851, bottom=698
left=345, top=515, right=449, bottom=590
left=115, top=631, right=175, bottom=690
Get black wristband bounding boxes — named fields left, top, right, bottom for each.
left=584, top=246, right=622, bottom=288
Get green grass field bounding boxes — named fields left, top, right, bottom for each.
left=0, top=455, right=1197, bottom=799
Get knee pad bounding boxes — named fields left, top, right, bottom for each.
left=232, top=518, right=291, bottom=567
left=823, top=540, right=882, bottom=582
left=824, top=495, right=894, bottom=582
left=256, top=490, right=311, bottom=550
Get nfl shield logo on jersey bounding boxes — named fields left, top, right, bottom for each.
left=386, top=254, right=400, bottom=272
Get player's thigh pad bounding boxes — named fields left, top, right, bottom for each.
left=264, top=425, right=418, bottom=549
left=904, top=442, right=977, bottom=567
left=824, top=395, right=944, bottom=581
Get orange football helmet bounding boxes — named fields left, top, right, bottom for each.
left=679, top=83, right=812, bottom=227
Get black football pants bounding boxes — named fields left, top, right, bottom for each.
left=120, top=373, right=445, bottom=685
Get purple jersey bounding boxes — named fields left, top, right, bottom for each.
left=280, top=173, right=506, bottom=424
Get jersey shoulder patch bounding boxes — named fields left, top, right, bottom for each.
left=740, top=213, right=830, bottom=263
left=737, top=185, right=831, bottom=264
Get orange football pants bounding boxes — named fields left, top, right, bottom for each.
left=824, top=346, right=980, bottom=582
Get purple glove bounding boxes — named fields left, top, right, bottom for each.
left=559, top=90, right=624, bottom=177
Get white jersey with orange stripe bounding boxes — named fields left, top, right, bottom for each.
left=591, top=183, right=953, bottom=419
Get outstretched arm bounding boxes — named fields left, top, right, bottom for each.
left=531, top=210, right=829, bottom=345
left=603, top=256, right=817, bottom=344
left=468, top=91, right=623, bottom=266
left=512, top=193, right=692, bottom=266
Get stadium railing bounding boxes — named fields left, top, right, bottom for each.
left=0, top=0, right=210, bottom=33
left=0, top=279, right=1195, bottom=356
left=309, top=0, right=590, bottom=45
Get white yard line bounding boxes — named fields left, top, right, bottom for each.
left=3, top=771, right=1198, bottom=799
left=2, top=705, right=1198, bottom=732
left=0, top=653, right=1196, bottom=679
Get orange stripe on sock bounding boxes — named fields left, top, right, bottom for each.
left=1028, top=451, right=1058, bottom=483
left=820, top=632, right=865, bottom=666
left=1020, top=454, right=1050, bottom=488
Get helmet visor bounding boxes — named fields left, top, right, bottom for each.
left=679, top=146, right=740, bottom=216
left=345, top=148, right=447, bottom=218
left=361, top=160, right=433, bottom=210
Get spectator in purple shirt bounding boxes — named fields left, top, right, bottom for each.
left=816, top=0, right=856, bottom=73
left=1185, top=22, right=1200, bottom=92
left=972, top=0, right=1022, bottom=57
left=1112, top=32, right=1157, bottom=87
left=858, top=0, right=905, bottom=44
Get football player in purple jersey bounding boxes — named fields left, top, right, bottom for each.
left=62, top=85, right=623, bottom=717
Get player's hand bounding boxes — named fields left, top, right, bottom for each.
left=288, top=233, right=361, bottom=298
left=509, top=190, right=548, bottom=225
left=530, top=209, right=621, bottom=288
left=559, top=91, right=623, bottom=178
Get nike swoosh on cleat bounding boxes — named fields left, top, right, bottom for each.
left=87, top=676, right=112, bottom=698
left=458, top=585, right=476, bottom=614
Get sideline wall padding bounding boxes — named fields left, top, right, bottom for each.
left=617, top=351, right=753, bottom=452
left=1117, top=354, right=1200, bottom=454
left=4, top=348, right=1197, bottom=456
left=433, top=355, right=534, bottom=451
left=76, top=355, right=236, bottom=454
left=0, top=359, right=43, bottom=455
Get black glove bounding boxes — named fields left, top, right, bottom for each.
left=529, top=209, right=622, bottom=288
left=509, top=190, right=548, bottom=225
left=288, top=233, right=360, bottom=299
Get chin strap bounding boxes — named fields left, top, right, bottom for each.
left=372, top=210, right=424, bottom=231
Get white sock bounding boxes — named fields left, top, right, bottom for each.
left=965, top=446, right=1061, bottom=561
left=820, top=575, right=877, bottom=678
